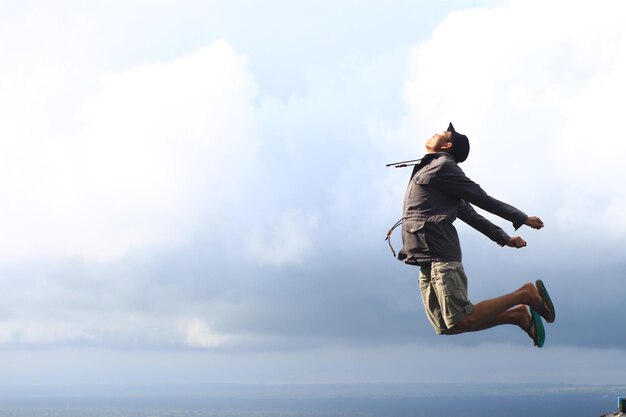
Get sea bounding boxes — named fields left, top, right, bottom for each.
left=0, top=383, right=623, bottom=417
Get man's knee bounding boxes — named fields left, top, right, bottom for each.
left=446, top=315, right=474, bottom=334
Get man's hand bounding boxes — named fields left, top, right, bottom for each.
left=506, top=236, right=527, bottom=248
left=525, top=216, right=544, bottom=230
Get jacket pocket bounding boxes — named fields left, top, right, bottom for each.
left=401, top=219, right=429, bottom=254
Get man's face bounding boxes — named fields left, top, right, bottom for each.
left=424, top=130, right=453, bottom=153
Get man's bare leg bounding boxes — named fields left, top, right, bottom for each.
left=449, top=282, right=552, bottom=334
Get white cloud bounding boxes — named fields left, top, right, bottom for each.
left=0, top=306, right=232, bottom=349
left=180, top=318, right=230, bottom=349
left=0, top=39, right=260, bottom=262
left=398, top=0, right=626, bottom=241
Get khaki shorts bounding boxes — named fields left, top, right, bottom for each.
left=419, top=261, right=474, bottom=334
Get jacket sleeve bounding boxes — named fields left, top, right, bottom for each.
left=457, top=200, right=511, bottom=246
left=433, top=161, right=528, bottom=230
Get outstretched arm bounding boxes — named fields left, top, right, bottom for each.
left=459, top=202, right=543, bottom=248
left=458, top=200, right=511, bottom=246
left=433, top=163, right=529, bottom=229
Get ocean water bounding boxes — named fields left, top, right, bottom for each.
left=0, top=383, right=623, bottom=417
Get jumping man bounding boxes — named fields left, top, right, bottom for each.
left=388, top=123, right=555, bottom=347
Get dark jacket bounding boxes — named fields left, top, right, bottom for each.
left=397, top=152, right=528, bottom=265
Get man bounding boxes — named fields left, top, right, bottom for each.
left=390, top=123, right=555, bottom=347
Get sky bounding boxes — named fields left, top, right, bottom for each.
left=0, top=0, right=626, bottom=386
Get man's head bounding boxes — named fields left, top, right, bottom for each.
left=424, top=123, right=470, bottom=163
left=446, top=123, right=470, bottom=163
